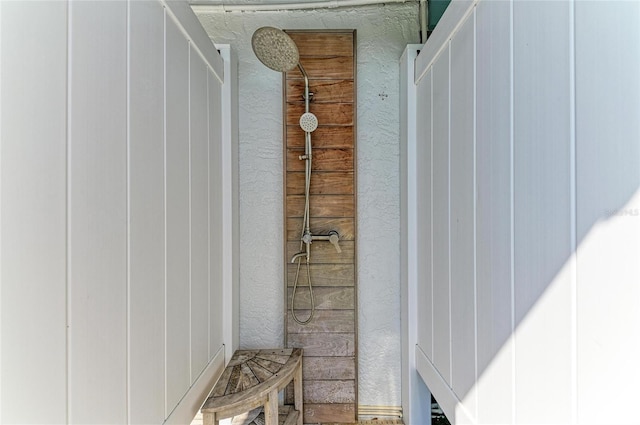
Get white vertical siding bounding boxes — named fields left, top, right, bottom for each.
left=575, top=2, right=640, bottom=424
left=512, top=1, right=574, bottom=422
left=165, top=12, right=193, bottom=410
left=431, top=47, right=452, bottom=385
left=68, top=2, right=129, bottom=422
left=0, top=1, right=232, bottom=424
left=416, top=69, right=433, bottom=361
left=128, top=1, right=166, bottom=422
left=449, top=14, right=476, bottom=411
left=408, top=0, right=640, bottom=423
left=474, top=0, right=513, bottom=423
left=0, top=2, right=68, bottom=423
left=190, top=46, right=211, bottom=380
left=208, top=68, right=225, bottom=358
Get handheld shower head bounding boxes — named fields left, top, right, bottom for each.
left=251, top=26, right=300, bottom=73
left=299, top=112, right=318, bottom=133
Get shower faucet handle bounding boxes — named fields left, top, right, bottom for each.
left=328, top=231, right=342, bottom=253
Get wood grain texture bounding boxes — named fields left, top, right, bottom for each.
left=287, top=32, right=354, bottom=56
left=286, top=149, right=354, bottom=172
left=287, top=126, right=354, bottom=149
left=301, top=357, right=356, bottom=380
left=283, top=31, right=356, bottom=424
left=287, top=241, right=355, bottom=264
left=287, top=287, right=355, bottom=310
left=287, top=218, right=355, bottom=242
left=286, top=264, right=355, bottom=287
left=287, top=310, right=355, bottom=333
left=303, top=380, right=355, bottom=404
left=287, top=56, right=353, bottom=80
left=287, top=172, right=354, bottom=195
left=288, top=333, right=355, bottom=357
left=287, top=103, right=353, bottom=126
left=286, top=195, right=354, bottom=218
left=287, top=79, right=354, bottom=103
left=303, top=403, right=356, bottom=424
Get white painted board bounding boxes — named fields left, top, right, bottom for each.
left=449, top=13, right=476, bottom=408
left=67, top=1, right=128, bottom=422
left=431, top=45, right=451, bottom=385
left=128, top=1, right=166, bottom=423
left=474, top=0, right=514, bottom=422
left=165, top=12, right=192, bottom=411
left=0, top=2, right=68, bottom=422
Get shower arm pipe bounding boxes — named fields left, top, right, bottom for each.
left=192, top=0, right=411, bottom=13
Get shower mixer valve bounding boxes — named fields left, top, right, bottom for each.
left=302, top=230, right=342, bottom=253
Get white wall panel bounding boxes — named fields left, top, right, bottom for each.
left=128, top=1, right=166, bottom=422
left=431, top=46, right=451, bottom=385
left=575, top=2, right=640, bottom=424
left=513, top=1, right=573, bottom=423
left=68, top=1, right=128, bottom=422
left=208, top=69, right=224, bottom=358
left=165, top=13, right=192, bottom=411
left=474, top=0, right=514, bottom=422
left=416, top=69, right=433, bottom=361
left=0, top=2, right=68, bottom=423
left=190, top=47, right=210, bottom=379
left=449, top=13, right=476, bottom=406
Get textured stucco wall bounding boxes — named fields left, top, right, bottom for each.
left=195, top=5, right=419, bottom=408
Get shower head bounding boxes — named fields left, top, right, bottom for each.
left=299, top=112, right=318, bottom=133
left=251, top=26, right=300, bottom=73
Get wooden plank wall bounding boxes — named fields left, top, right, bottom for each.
left=284, top=30, right=357, bottom=424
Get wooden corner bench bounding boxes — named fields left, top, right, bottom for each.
left=201, top=348, right=303, bottom=425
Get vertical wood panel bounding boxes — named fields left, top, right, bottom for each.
left=68, top=1, right=128, bottom=422
left=190, top=47, right=210, bottom=380
left=513, top=1, right=573, bottom=422
left=474, top=1, right=514, bottom=422
left=284, top=31, right=356, bottom=424
left=165, top=13, right=191, bottom=410
left=128, top=1, right=166, bottom=423
left=0, top=2, right=68, bottom=422
left=208, top=70, right=224, bottom=358
left=575, top=2, right=640, bottom=424
left=449, top=13, right=476, bottom=404
left=415, top=69, right=433, bottom=361
left=431, top=45, right=451, bottom=385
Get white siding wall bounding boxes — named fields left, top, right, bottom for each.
left=406, top=0, right=640, bottom=423
left=0, top=1, right=236, bottom=424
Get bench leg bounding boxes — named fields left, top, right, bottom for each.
left=264, top=388, right=279, bottom=425
left=294, top=360, right=303, bottom=425
left=202, top=412, right=218, bottom=425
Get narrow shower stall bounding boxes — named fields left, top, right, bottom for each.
left=252, top=27, right=358, bottom=424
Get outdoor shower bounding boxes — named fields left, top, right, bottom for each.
left=251, top=27, right=342, bottom=325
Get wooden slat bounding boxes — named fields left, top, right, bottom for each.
left=286, top=195, right=354, bottom=218
left=286, top=56, right=353, bottom=80
left=286, top=264, right=355, bottom=287
left=288, top=333, right=355, bottom=356
left=288, top=310, right=355, bottom=334
left=287, top=79, right=354, bottom=103
left=287, top=241, right=355, bottom=264
left=286, top=171, right=354, bottom=195
left=286, top=32, right=354, bottom=56
left=286, top=149, right=354, bottom=172
left=287, top=287, right=355, bottom=310
left=303, top=403, right=356, bottom=424
left=302, top=357, right=356, bottom=380
left=287, top=103, right=353, bottom=126
left=286, top=218, right=355, bottom=242
left=287, top=126, right=354, bottom=149
left=303, top=380, right=355, bottom=404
